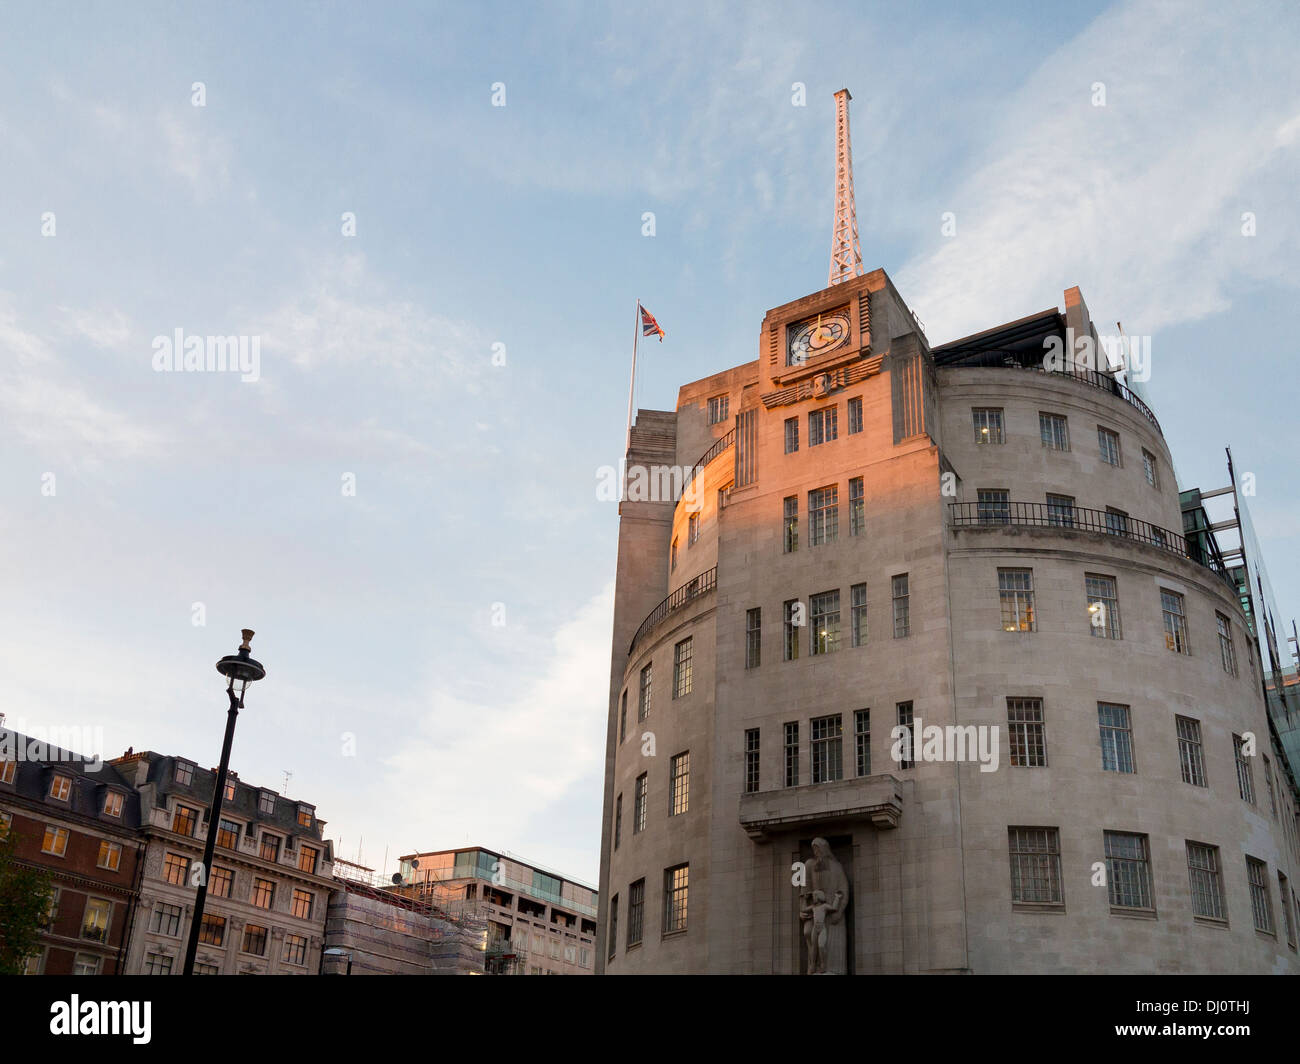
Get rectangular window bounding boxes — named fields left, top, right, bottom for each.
left=1177, top=717, right=1206, bottom=787
left=973, top=408, right=1004, bottom=444
left=707, top=394, right=729, bottom=425
left=627, top=879, right=645, bottom=947
left=1007, top=698, right=1047, bottom=767
left=41, top=826, right=69, bottom=857
left=854, top=709, right=870, bottom=776
left=1280, top=872, right=1296, bottom=947
left=96, top=840, right=122, bottom=872
left=809, top=590, right=841, bottom=655
left=744, top=729, right=760, bottom=794
left=850, top=583, right=867, bottom=647
left=810, top=715, right=843, bottom=784
left=783, top=496, right=799, bottom=553
left=1104, top=831, right=1153, bottom=910
left=1098, top=703, right=1135, bottom=773
left=638, top=664, right=652, bottom=721
left=688, top=512, right=700, bottom=546
left=198, top=913, right=226, bottom=947
left=1046, top=493, right=1076, bottom=528
left=808, top=485, right=839, bottom=546
left=809, top=405, right=837, bottom=446
left=173, top=761, right=193, bottom=786
left=896, top=702, right=915, bottom=770
left=223, top=779, right=236, bottom=801
left=1039, top=412, right=1069, bottom=451
left=150, top=902, right=183, bottom=937
left=892, top=574, right=910, bottom=638
left=1186, top=842, right=1225, bottom=920
left=163, top=852, right=189, bottom=885
left=193, top=962, right=220, bottom=975
left=619, top=689, right=628, bottom=742
left=1217, top=613, right=1237, bottom=676
left=670, top=538, right=677, bottom=570
left=258, top=791, right=275, bottom=815
left=848, top=477, right=864, bottom=536
left=608, top=897, right=618, bottom=959
left=1098, top=426, right=1122, bottom=466
left=252, top=878, right=275, bottom=909
left=0, top=759, right=15, bottom=784
left=209, top=866, right=233, bottom=899
left=1234, top=735, right=1255, bottom=803
left=260, top=834, right=281, bottom=862
left=669, top=752, right=690, bottom=816
left=784, top=599, right=801, bottom=661
left=102, top=792, right=124, bottom=817
left=297, top=806, right=313, bottom=828
left=673, top=638, right=693, bottom=698
left=998, top=568, right=1036, bottom=632
left=82, top=898, right=111, bottom=941
left=49, top=774, right=71, bottom=801
left=745, top=608, right=761, bottom=669
left=241, top=924, right=268, bottom=956
left=216, top=818, right=239, bottom=850
left=282, top=933, right=307, bottom=966
left=1247, top=857, right=1273, bottom=933
left=1085, top=573, right=1121, bottom=639
left=977, top=488, right=1010, bottom=524
left=614, top=793, right=622, bottom=849
left=633, top=773, right=647, bottom=834
left=299, top=845, right=319, bottom=875
left=291, top=888, right=314, bottom=920
left=1161, top=590, right=1189, bottom=654
left=847, top=395, right=863, bottom=434
left=1105, top=507, right=1129, bottom=536
left=1142, top=448, right=1159, bottom=488
left=784, top=722, right=800, bottom=787
left=663, top=865, right=689, bottom=934
left=144, top=953, right=173, bottom=976
left=1008, top=827, right=1063, bottom=904
left=784, top=417, right=799, bottom=454
left=172, top=804, right=199, bottom=837
left=1265, top=757, right=1277, bottom=818
left=73, top=954, right=101, bottom=976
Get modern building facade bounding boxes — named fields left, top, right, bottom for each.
left=0, top=733, right=144, bottom=975
left=597, top=268, right=1300, bottom=974
left=110, top=751, right=335, bottom=975
left=398, top=847, right=598, bottom=974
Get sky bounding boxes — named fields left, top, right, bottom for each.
left=1, top=0, right=1297, bottom=886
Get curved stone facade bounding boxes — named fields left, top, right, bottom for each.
left=597, top=271, right=1300, bottom=975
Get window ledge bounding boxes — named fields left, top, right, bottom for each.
left=1109, top=907, right=1158, bottom=920
left=1193, top=916, right=1229, bottom=929
left=1012, top=902, right=1065, bottom=914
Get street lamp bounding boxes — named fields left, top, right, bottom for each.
left=182, top=630, right=266, bottom=976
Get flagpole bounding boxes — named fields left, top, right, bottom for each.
left=625, top=299, right=641, bottom=456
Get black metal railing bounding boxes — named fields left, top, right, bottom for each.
left=949, top=501, right=1234, bottom=584
left=629, top=567, right=717, bottom=655
left=680, top=429, right=735, bottom=499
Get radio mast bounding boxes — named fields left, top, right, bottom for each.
left=828, top=88, right=865, bottom=287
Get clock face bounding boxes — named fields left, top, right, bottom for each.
left=787, top=309, right=851, bottom=366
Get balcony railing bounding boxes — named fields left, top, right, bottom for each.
left=949, top=501, right=1235, bottom=585
left=629, top=567, right=717, bottom=655
left=680, top=429, right=735, bottom=499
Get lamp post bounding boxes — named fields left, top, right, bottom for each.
left=182, top=629, right=266, bottom=976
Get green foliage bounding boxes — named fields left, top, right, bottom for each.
left=0, top=833, right=55, bottom=975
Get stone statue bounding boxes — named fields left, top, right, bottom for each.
left=799, top=837, right=851, bottom=974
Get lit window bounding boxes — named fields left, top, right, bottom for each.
left=0, top=811, right=10, bottom=839
left=223, top=779, right=237, bottom=801
left=809, top=590, right=841, bottom=655
left=1039, top=412, right=1069, bottom=451
left=972, top=408, right=1003, bottom=444
left=998, top=569, right=1035, bottom=632
left=102, top=791, right=124, bottom=818
left=163, top=852, right=189, bottom=885
left=297, top=806, right=313, bottom=828
left=82, top=898, right=111, bottom=941
left=673, top=638, right=693, bottom=698
left=1186, top=843, right=1224, bottom=920
left=1085, top=574, right=1121, bottom=639
left=847, top=396, right=863, bottom=435
left=198, top=913, right=226, bottom=947
left=41, top=825, right=69, bottom=857
left=0, top=759, right=15, bottom=785
left=1098, top=426, right=1122, bottom=466
left=209, top=867, right=233, bottom=899
left=96, top=840, right=122, bottom=872
left=663, top=865, right=689, bottom=933
left=1009, top=827, right=1062, bottom=904
left=669, top=752, right=690, bottom=816
left=260, top=834, right=281, bottom=862
left=1161, top=590, right=1189, bottom=654
left=298, top=846, right=320, bottom=875
left=745, top=607, right=761, bottom=668
left=49, top=775, right=72, bottom=801
left=216, top=818, right=240, bottom=850
left=291, top=888, right=314, bottom=919
left=1007, top=698, right=1047, bottom=767
left=892, top=574, right=910, bottom=638
left=172, top=804, right=199, bottom=837
left=1104, top=831, right=1152, bottom=910
left=1098, top=703, right=1135, bottom=773
left=810, top=715, right=843, bottom=783
left=252, top=877, right=275, bottom=909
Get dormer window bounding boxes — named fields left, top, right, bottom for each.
left=258, top=791, right=276, bottom=815
left=224, top=780, right=237, bottom=802
left=297, top=805, right=313, bottom=828
left=49, top=774, right=72, bottom=801
left=174, top=761, right=194, bottom=786
left=103, top=791, right=124, bottom=818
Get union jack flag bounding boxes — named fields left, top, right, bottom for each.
left=639, top=304, right=665, bottom=341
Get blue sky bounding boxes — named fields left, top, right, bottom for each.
left=1, top=0, right=1297, bottom=884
